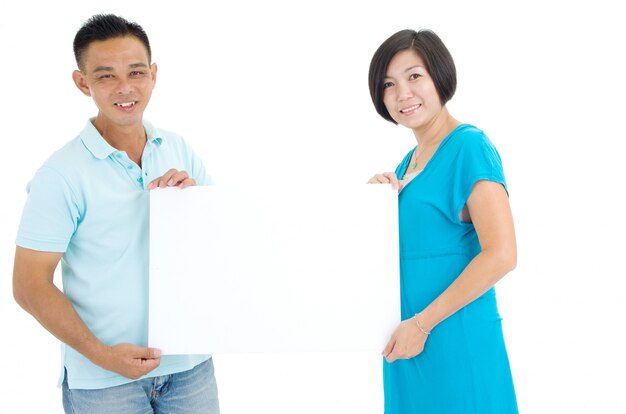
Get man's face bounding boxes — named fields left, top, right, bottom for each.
left=73, top=36, right=156, bottom=131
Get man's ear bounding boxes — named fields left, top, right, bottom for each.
left=72, top=70, right=91, bottom=97
left=150, top=63, right=158, bottom=88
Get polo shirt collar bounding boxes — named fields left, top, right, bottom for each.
left=79, top=118, right=164, bottom=159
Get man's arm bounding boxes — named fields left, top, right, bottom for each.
left=13, top=246, right=161, bottom=379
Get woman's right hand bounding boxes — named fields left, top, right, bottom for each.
left=367, top=172, right=401, bottom=191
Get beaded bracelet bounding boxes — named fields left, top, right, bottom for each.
left=413, top=314, right=431, bottom=335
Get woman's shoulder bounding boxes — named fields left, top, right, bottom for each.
left=453, top=123, right=489, bottom=142
left=451, top=123, right=499, bottom=153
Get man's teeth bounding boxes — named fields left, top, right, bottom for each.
left=117, top=102, right=135, bottom=107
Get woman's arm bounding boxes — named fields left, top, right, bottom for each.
left=383, top=180, right=517, bottom=362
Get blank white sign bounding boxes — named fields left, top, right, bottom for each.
left=149, top=184, right=400, bottom=354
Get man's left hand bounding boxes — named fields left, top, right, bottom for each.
left=147, top=169, right=196, bottom=190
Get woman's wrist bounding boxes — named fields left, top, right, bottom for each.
left=413, top=314, right=431, bottom=335
left=414, top=307, right=440, bottom=334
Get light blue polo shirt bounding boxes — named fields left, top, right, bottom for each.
left=16, top=118, right=212, bottom=389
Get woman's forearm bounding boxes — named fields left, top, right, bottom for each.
left=418, top=247, right=516, bottom=331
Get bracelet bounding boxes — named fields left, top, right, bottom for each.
left=413, top=314, right=431, bottom=335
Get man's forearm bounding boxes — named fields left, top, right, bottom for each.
left=14, top=278, right=106, bottom=362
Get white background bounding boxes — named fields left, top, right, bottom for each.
left=1, top=0, right=624, bottom=413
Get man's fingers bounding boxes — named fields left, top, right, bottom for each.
left=147, top=168, right=177, bottom=189
left=140, top=357, right=160, bottom=371
left=147, top=169, right=195, bottom=190
left=156, top=168, right=178, bottom=187
left=166, top=170, right=189, bottom=186
left=136, top=346, right=161, bottom=360
left=177, top=177, right=196, bottom=189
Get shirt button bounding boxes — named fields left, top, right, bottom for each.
left=127, top=165, right=133, bottom=170
left=116, top=153, right=122, bottom=158
left=137, top=177, right=143, bottom=184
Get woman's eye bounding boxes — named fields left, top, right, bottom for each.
left=383, top=81, right=394, bottom=89
left=409, top=73, right=421, bottom=81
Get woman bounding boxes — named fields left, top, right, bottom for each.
left=367, top=29, right=518, bottom=413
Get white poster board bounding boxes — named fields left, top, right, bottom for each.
left=149, top=185, right=400, bottom=354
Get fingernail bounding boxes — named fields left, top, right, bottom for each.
left=168, top=179, right=174, bottom=186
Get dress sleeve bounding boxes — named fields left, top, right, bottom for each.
left=15, top=166, right=80, bottom=252
left=452, top=131, right=507, bottom=219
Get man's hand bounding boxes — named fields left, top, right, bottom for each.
left=147, top=169, right=196, bottom=190
left=93, top=343, right=162, bottom=380
left=13, top=247, right=162, bottom=380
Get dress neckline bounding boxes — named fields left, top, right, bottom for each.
left=399, top=123, right=469, bottom=189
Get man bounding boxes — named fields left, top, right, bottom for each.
left=13, top=14, right=219, bottom=413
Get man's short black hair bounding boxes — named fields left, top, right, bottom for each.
left=73, top=14, right=151, bottom=70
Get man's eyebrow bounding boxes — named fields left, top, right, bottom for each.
left=129, top=62, right=149, bottom=69
left=92, top=62, right=148, bottom=72
left=93, top=66, right=114, bottom=73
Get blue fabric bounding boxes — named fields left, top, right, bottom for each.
left=16, top=119, right=211, bottom=389
left=383, top=124, right=518, bottom=413
left=62, top=358, right=219, bottom=413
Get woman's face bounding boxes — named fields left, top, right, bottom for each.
left=382, top=49, right=442, bottom=131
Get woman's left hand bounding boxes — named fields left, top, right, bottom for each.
left=382, top=317, right=429, bottom=363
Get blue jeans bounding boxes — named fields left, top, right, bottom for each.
left=62, top=359, right=220, bottom=413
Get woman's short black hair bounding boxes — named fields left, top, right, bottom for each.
left=73, top=14, right=151, bottom=70
left=368, top=29, right=457, bottom=124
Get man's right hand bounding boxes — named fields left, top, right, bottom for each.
left=94, top=343, right=162, bottom=380
left=13, top=247, right=162, bottom=381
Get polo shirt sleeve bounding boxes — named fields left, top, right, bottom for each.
left=188, top=145, right=213, bottom=186
left=16, top=166, right=80, bottom=252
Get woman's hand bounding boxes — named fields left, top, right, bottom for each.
left=382, top=316, right=429, bottom=363
left=367, top=172, right=401, bottom=191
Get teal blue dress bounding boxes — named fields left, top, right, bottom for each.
left=383, top=124, right=518, bottom=413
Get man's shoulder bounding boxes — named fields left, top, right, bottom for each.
left=42, top=136, right=88, bottom=170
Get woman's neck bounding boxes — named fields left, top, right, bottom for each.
left=412, top=107, right=460, bottom=148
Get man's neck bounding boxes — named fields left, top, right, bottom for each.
left=93, top=119, right=147, bottom=165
